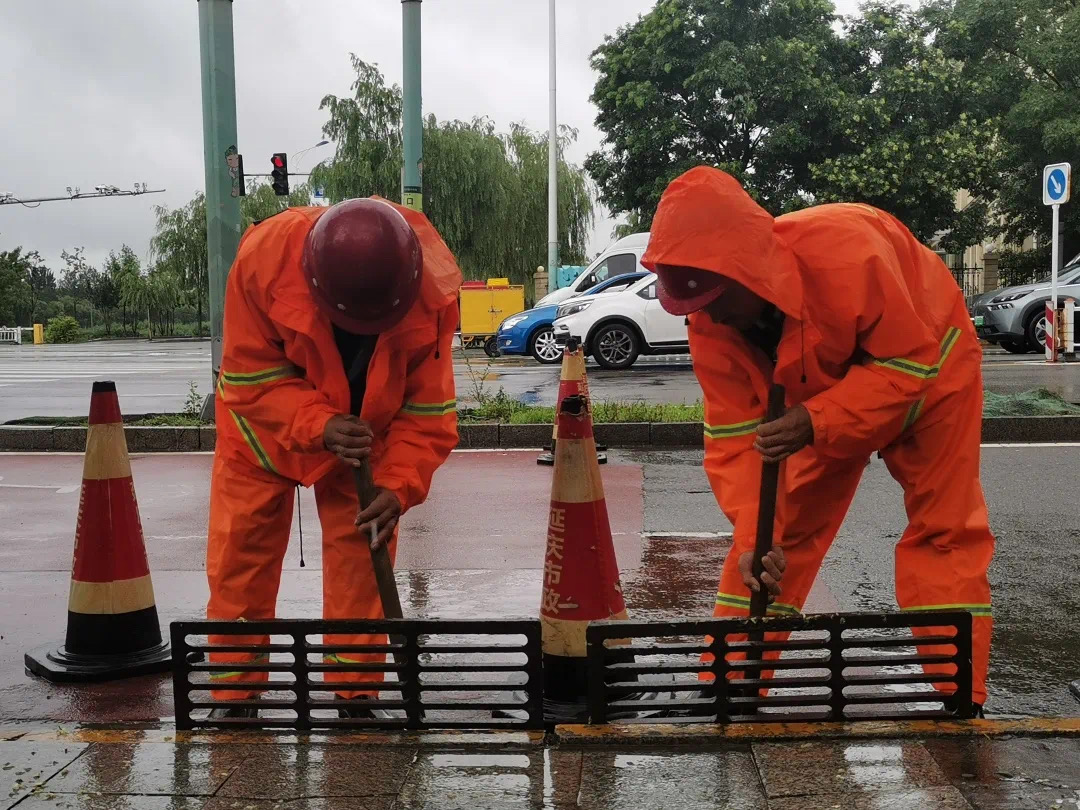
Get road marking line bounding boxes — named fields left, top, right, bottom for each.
left=981, top=442, right=1080, bottom=448
left=643, top=531, right=732, bottom=540
left=0, top=476, right=79, bottom=493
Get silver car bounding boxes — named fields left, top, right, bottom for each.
left=970, top=264, right=1080, bottom=353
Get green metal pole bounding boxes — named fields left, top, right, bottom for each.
left=402, top=0, right=423, bottom=212
left=198, top=0, right=242, bottom=408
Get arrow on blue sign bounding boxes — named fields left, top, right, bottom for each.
left=1048, top=168, right=1067, bottom=202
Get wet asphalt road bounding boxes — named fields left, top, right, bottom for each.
left=1, top=445, right=1077, bottom=722
left=2, top=342, right=1079, bottom=424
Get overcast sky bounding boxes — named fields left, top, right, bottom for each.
left=2, top=0, right=864, bottom=274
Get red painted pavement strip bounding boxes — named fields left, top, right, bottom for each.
left=0, top=451, right=643, bottom=573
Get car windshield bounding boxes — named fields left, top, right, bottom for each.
left=1029, top=264, right=1080, bottom=285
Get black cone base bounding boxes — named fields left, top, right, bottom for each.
left=537, top=446, right=607, bottom=466
left=25, top=639, right=171, bottom=683
left=543, top=652, right=591, bottom=724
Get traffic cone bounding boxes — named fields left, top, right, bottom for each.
left=25, top=381, right=171, bottom=682
left=537, top=339, right=606, bottom=466
left=540, top=392, right=627, bottom=722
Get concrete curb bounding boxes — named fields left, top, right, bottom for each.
left=554, top=717, right=1080, bottom=744
left=2, top=417, right=1080, bottom=453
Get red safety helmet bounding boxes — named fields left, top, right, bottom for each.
left=302, top=198, right=424, bottom=335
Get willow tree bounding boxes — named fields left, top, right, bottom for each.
left=312, top=55, right=595, bottom=285
left=151, top=195, right=208, bottom=336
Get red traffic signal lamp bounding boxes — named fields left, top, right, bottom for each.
left=271, top=152, right=289, bottom=196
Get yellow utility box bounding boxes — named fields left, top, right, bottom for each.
left=33, top=323, right=44, bottom=345
left=459, top=278, right=525, bottom=357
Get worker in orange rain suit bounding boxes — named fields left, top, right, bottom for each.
left=641, top=167, right=994, bottom=712
left=206, top=197, right=461, bottom=718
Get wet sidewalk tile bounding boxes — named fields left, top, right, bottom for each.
left=925, top=737, right=1080, bottom=809
left=396, top=748, right=580, bottom=809
left=2, top=740, right=88, bottom=808
left=15, top=797, right=205, bottom=809
left=206, top=799, right=394, bottom=810
left=576, top=747, right=766, bottom=810
left=768, top=786, right=974, bottom=810
left=214, top=746, right=415, bottom=801
left=753, top=740, right=950, bottom=799
left=38, top=743, right=248, bottom=798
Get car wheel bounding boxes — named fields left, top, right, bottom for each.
left=1024, top=311, right=1048, bottom=352
left=529, top=326, right=562, bottom=364
left=483, top=336, right=500, bottom=358
left=591, top=323, right=640, bottom=370
left=1001, top=339, right=1029, bottom=354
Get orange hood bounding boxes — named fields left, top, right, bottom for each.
left=641, top=167, right=803, bottom=319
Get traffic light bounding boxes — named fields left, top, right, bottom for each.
left=236, top=154, right=245, bottom=197
left=271, top=152, right=289, bottom=196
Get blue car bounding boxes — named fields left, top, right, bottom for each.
left=496, top=272, right=648, bottom=364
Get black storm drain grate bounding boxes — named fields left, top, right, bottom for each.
left=586, top=611, right=973, bottom=724
left=172, top=618, right=543, bottom=730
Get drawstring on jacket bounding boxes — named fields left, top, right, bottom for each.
left=296, top=484, right=306, bottom=568
left=800, top=314, right=807, bottom=384
left=435, top=310, right=441, bottom=359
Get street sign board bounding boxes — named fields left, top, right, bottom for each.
left=1044, top=162, right=1071, bottom=206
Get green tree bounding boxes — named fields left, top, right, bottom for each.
left=0, top=248, right=34, bottom=326
left=931, top=0, right=1080, bottom=257
left=808, top=2, right=998, bottom=249
left=103, top=244, right=142, bottom=335
left=586, top=0, right=854, bottom=226
left=59, top=248, right=96, bottom=325
left=26, top=259, right=57, bottom=323
left=240, top=180, right=313, bottom=229
left=311, top=56, right=594, bottom=285
left=151, top=196, right=208, bottom=336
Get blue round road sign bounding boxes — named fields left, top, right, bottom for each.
left=1048, top=168, right=1068, bottom=202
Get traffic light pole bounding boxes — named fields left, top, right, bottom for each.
left=547, top=0, right=558, bottom=281
left=402, top=0, right=423, bottom=212
left=198, top=0, right=242, bottom=414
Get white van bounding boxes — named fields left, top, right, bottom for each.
left=535, top=232, right=650, bottom=308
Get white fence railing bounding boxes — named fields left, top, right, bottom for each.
left=0, top=326, right=22, bottom=344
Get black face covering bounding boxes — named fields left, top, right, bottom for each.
left=741, top=304, right=785, bottom=364
left=333, top=325, right=379, bottom=416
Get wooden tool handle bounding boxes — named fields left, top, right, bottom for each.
left=749, top=384, right=787, bottom=618
left=353, top=460, right=404, bottom=620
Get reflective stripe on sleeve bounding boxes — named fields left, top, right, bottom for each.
left=401, top=399, right=456, bottom=417
left=221, top=365, right=301, bottom=386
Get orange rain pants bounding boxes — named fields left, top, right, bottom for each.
left=206, top=458, right=395, bottom=699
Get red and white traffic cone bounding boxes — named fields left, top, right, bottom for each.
left=540, top=392, right=627, bottom=722
left=25, top=381, right=170, bottom=682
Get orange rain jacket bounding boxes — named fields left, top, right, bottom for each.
left=641, top=167, right=974, bottom=554
left=215, top=200, right=462, bottom=508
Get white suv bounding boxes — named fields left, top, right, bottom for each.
left=551, top=273, right=689, bottom=369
